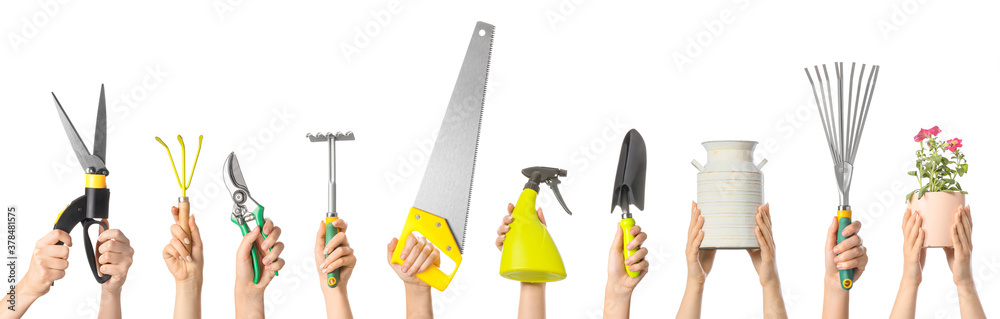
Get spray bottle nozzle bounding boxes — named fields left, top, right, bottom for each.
left=521, top=166, right=572, bottom=216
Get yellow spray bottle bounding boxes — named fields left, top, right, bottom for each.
left=500, top=166, right=573, bottom=282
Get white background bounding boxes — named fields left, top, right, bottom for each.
left=1, top=0, right=998, bottom=318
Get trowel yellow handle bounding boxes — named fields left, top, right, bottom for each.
left=391, top=207, right=462, bottom=291
left=621, top=218, right=639, bottom=278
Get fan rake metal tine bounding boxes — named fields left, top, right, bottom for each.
left=852, top=65, right=879, bottom=163
left=806, top=67, right=839, bottom=163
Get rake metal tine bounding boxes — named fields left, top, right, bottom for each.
left=847, top=63, right=858, bottom=160
left=815, top=66, right=835, bottom=160
left=836, top=62, right=846, bottom=165
left=821, top=65, right=842, bottom=164
left=806, top=68, right=839, bottom=163
left=852, top=65, right=879, bottom=163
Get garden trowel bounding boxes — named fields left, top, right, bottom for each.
left=610, top=129, right=646, bottom=278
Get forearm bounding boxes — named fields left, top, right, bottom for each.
left=518, top=282, right=545, bottom=319
left=761, top=281, right=787, bottom=319
left=889, top=279, right=919, bottom=319
left=403, top=285, right=432, bottom=319
left=234, top=289, right=265, bottom=319
left=2, top=285, right=40, bottom=319
left=98, top=288, right=122, bottom=319
left=675, top=281, right=703, bottom=319
left=956, top=282, right=986, bottom=319
left=174, top=281, right=202, bottom=319
left=323, top=287, right=353, bottom=319
left=821, top=279, right=849, bottom=319
left=602, top=283, right=631, bottom=319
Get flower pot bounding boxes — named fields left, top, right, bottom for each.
left=907, top=192, right=965, bottom=248
left=692, top=141, right=767, bottom=249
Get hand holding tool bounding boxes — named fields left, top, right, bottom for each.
left=499, top=166, right=573, bottom=282
left=389, top=21, right=494, bottom=291
left=307, top=131, right=355, bottom=288
left=155, top=135, right=204, bottom=242
left=223, top=152, right=276, bottom=284
left=50, top=85, right=112, bottom=284
left=804, top=62, right=880, bottom=290
left=611, top=129, right=646, bottom=278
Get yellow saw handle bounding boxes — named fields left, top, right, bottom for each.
left=391, top=207, right=462, bottom=291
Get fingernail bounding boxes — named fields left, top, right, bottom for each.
left=184, top=238, right=190, bottom=245
left=186, top=256, right=192, bottom=262
left=400, top=253, right=406, bottom=260
left=505, top=226, right=510, bottom=231
left=833, top=247, right=840, bottom=253
left=401, top=267, right=408, bottom=273
left=838, top=263, right=846, bottom=269
left=833, top=257, right=840, bottom=263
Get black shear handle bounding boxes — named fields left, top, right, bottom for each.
left=54, top=194, right=112, bottom=284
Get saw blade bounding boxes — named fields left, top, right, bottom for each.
left=411, top=21, right=494, bottom=253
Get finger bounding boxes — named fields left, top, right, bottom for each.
left=189, top=214, right=203, bottom=251
left=171, top=206, right=180, bottom=223
left=960, top=207, right=972, bottom=246
left=170, top=224, right=192, bottom=247
left=99, top=252, right=129, bottom=265
left=965, top=205, right=972, bottom=230
left=627, top=232, right=647, bottom=251
left=39, top=230, right=73, bottom=247
left=322, top=245, right=355, bottom=269
left=98, top=219, right=108, bottom=237
left=956, top=220, right=970, bottom=253
left=915, top=227, right=925, bottom=250
left=265, top=258, right=285, bottom=272
left=629, top=259, right=650, bottom=273
left=905, top=211, right=919, bottom=245
left=630, top=225, right=642, bottom=237
left=315, top=221, right=327, bottom=258
left=689, top=214, right=705, bottom=242
left=834, top=235, right=862, bottom=255
left=262, top=242, right=285, bottom=265
left=169, top=238, right=191, bottom=261
left=100, top=238, right=133, bottom=255
left=163, top=244, right=180, bottom=260
left=401, top=237, right=426, bottom=272
left=262, top=219, right=275, bottom=236
left=331, top=218, right=349, bottom=233
left=626, top=247, right=648, bottom=265
left=39, top=255, right=69, bottom=271
left=834, top=246, right=865, bottom=264
left=825, top=217, right=838, bottom=250
left=237, top=227, right=260, bottom=261
left=842, top=221, right=862, bottom=238
left=100, top=263, right=130, bottom=277
left=507, top=203, right=514, bottom=215
left=386, top=237, right=399, bottom=263
left=694, top=229, right=705, bottom=250
left=38, top=245, right=70, bottom=259
left=260, top=226, right=281, bottom=251
left=407, top=241, right=434, bottom=276
left=537, top=208, right=546, bottom=226
left=400, top=234, right=417, bottom=260
left=611, top=223, right=624, bottom=253
left=497, top=222, right=511, bottom=236
left=324, top=232, right=349, bottom=255
left=903, top=209, right=914, bottom=232
left=98, top=229, right=129, bottom=245
left=495, top=235, right=505, bottom=251
left=324, top=253, right=357, bottom=273
left=837, top=258, right=862, bottom=270
left=417, top=248, right=440, bottom=274
left=689, top=202, right=698, bottom=230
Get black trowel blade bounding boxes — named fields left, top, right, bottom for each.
left=611, top=129, right=647, bottom=213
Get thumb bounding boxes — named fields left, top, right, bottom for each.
left=99, top=219, right=110, bottom=235
left=386, top=237, right=399, bottom=263
left=825, top=216, right=838, bottom=251
left=610, top=223, right=624, bottom=254
left=237, top=227, right=260, bottom=261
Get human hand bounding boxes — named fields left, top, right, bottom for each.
left=944, top=206, right=973, bottom=287
left=825, top=217, right=867, bottom=289
left=18, top=230, right=72, bottom=299
left=748, top=204, right=779, bottom=287
left=316, top=219, right=356, bottom=290
left=163, top=207, right=204, bottom=286
left=386, top=235, right=441, bottom=288
left=607, top=223, right=648, bottom=295
left=495, top=203, right=544, bottom=251
left=901, top=209, right=926, bottom=285
left=235, top=219, right=285, bottom=294
left=96, top=223, right=134, bottom=295
left=686, top=202, right=715, bottom=286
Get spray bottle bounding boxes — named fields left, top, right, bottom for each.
left=499, top=166, right=573, bottom=282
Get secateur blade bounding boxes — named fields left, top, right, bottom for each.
left=611, top=129, right=646, bottom=215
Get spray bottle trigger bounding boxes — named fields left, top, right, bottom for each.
left=545, top=178, right=572, bottom=215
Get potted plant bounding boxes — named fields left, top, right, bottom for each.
left=906, top=126, right=968, bottom=248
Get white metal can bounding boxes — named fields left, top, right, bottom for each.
left=692, top=141, right=767, bottom=249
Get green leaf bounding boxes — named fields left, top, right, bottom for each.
left=907, top=171, right=918, bottom=176
left=905, top=190, right=916, bottom=203
left=956, top=182, right=963, bottom=191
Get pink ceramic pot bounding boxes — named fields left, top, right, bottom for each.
left=907, top=192, right=966, bottom=248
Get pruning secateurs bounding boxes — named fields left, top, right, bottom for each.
left=51, top=84, right=112, bottom=284
left=223, top=152, right=277, bottom=284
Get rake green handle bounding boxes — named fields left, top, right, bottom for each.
left=837, top=210, right=853, bottom=290
left=325, top=217, right=341, bottom=288
left=621, top=218, right=640, bottom=278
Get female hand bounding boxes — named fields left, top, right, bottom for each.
left=944, top=206, right=973, bottom=286
left=496, top=203, right=544, bottom=251
left=315, top=219, right=356, bottom=289
left=825, top=218, right=867, bottom=289
left=163, top=207, right=203, bottom=285
left=748, top=204, right=778, bottom=287
left=607, top=223, right=648, bottom=294
left=686, top=202, right=715, bottom=286
left=901, top=209, right=926, bottom=284
left=96, top=223, right=134, bottom=294
left=386, top=235, right=441, bottom=288
left=235, top=219, right=285, bottom=292
left=18, top=230, right=73, bottom=298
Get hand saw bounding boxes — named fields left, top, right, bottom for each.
left=390, top=21, right=494, bottom=291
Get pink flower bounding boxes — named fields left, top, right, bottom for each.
left=928, top=126, right=942, bottom=136
left=914, top=129, right=930, bottom=142
left=945, top=138, right=963, bottom=152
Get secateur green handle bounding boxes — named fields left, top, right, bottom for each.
left=252, top=205, right=278, bottom=277
left=837, top=209, right=854, bottom=290
left=236, top=220, right=262, bottom=285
